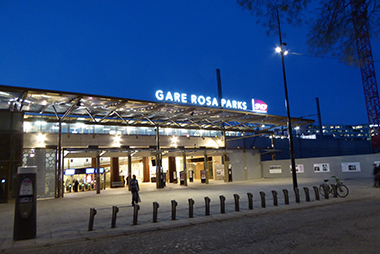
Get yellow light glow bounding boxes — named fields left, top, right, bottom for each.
left=113, top=136, right=121, bottom=143
left=37, top=133, right=46, bottom=143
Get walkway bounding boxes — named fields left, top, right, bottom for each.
left=0, top=177, right=378, bottom=252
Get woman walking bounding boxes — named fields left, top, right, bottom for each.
left=130, top=175, right=140, bottom=205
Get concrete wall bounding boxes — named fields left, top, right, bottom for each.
left=227, top=136, right=372, bottom=159
left=229, top=149, right=261, bottom=181
left=262, top=153, right=380, bottom=180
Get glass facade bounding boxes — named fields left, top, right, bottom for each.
left=23, top=120, right=224, bottom=138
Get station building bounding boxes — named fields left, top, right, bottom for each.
left=0, top=84, right=313, bottom=203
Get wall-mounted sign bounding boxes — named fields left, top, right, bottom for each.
left=85, top=168, right=95, bottom=174
left=155, top=90, right=268, bottom=113
left=313, top=163, right=330, bottom=173
left=341, top=162, right=361, bottom=172
left=65, top=169, right=75, bottom=175
left=85, top=167, right=104, bottom=174
left=269, top=165, right=282, bottom=174
left=290, top=164, right=304, bottom=173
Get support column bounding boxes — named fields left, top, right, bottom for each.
left=155, top=126, right=164, bottom=188
left=61, top=147, right=64, bottom=198
left=168, top=156, right=176, bottom=183
left=128, top=153, right=132, bottom=190
left=110, top=157, right=120, bottom=188
left=223, top=154, right=229, bottom=182
left=156, top=153, right=163, bottom=188
left=271, top=134, right=276, bottom=160
left=183, top=154, right=187, bottom=186
left=142, top=157, right=150, bottom=182
left=204, top=154, right=209, bottom=184
left=56, top=122, right=62, bottom=198
left=91, top=157, right=97, bottom=190
left=96, top=154, right=100, bottom=194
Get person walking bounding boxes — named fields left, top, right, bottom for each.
left=130, top=175, right=140, bottom=205
left=73, top=179, right=79, bottom=192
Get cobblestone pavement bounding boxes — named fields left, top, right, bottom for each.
left=5, top=196, right=380, bottom=254
left=1, top=178, right=380, bottom=253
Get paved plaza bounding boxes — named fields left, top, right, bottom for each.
left=1, top=177, right=379, bottom=253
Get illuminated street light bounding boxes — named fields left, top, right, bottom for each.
left=276, top=8, right=298, bottom=189
left=275, top=47, right=288, bottom=55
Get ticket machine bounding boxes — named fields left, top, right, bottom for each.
left=13, top=166, right=37, bottom=241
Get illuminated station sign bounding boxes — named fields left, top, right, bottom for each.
left=155, top=90, right=268, bottom=113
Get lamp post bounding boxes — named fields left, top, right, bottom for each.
left=276, top=9, right=298, bottom=189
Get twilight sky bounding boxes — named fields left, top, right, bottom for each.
left=1, top=1, right=379, bottom=125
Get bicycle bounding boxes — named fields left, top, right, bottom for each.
left=319, top=176, right=349, bottom=198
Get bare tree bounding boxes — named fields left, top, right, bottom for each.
left=237, top=0, right=380, bottom=65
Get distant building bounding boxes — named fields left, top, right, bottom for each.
left=300, top=124, right=370, bottom=141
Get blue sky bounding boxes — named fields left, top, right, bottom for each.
left=1, top=1, right=379, bottom=125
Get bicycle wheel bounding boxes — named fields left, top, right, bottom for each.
left=319, top=185, right=329, bottom=197
left=336, top=184, right=349, bottom=198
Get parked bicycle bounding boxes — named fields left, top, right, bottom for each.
left=319, top=176, right=349, bottom=198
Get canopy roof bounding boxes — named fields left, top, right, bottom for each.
left=0, top=84, right=313, bottom=134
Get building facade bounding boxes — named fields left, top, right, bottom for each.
left=0, top=85, right=313, bottom=203
left=303, top=124, right=370, bottom=140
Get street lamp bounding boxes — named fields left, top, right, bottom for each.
left=276, top=9, right=298, bottom=189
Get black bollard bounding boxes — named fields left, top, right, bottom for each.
left=294, top=188, right=300, bottom=203
left=188, top=198, right=195, bottom=218
left=204, top=197, right=211, bottom=215
left=282, top=189, right=289, bottom=205
left=313, top=186, right=320, bottom=200
left=271, top=190, right=278, bottom=206
left=233, top=194, right=240, bottom=212
left=323, top=185, right=329, bottom=199
left=303, top=187, right=310, bottom=202
left=133, top=204, right=140, bottom=225
left=171, top=200, right=178, bottom=220
left=111, top=206, right=119, bottom=228
left=88, top=208, right=97, bottom=231
left=219, top=195, right=226, bottom=214
left=153, top=202, right=159, bottom=223
left=259, top=191, right=266, bottom=208
left=247, top=193, right=253, bottom=210
left=331, top=184, right=338, bottom=198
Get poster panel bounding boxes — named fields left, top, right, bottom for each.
left=313, top=163, right=330, bottom=173
left=290, top=164, right=304, bottom=173
left=341, top=162, right=361, bottom=172
left=201, top=170, right=206, bottom=180
left=269, top=165, right=282, bottom=174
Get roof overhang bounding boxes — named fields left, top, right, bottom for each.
left=0, top=84, right=314, bottom=134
